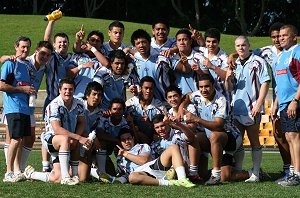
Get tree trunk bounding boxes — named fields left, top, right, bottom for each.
left=194, top=0, right=200, bottom=25
left=171, top=0, right=188, bottom=19
left=249, top=0, right=266, bottom=36
left=84, top=0, right=106, bottom=17
left=235, top=0, right=247, bottom=34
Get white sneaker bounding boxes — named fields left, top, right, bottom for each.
left=72, top=175, right=80, bottom=183
left=24, top=165, right=35, bottom=179
left=61, top=176, right=79, bottom=185
left=3, top=172, right=16, bottom=182
left=14, top=172, right=26, bottom=182
left=245, top=173, right=259, bottom=182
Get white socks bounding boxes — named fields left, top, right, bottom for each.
left=158, top=179, right=171, bottom=186
left=90, top=167, right=99, bottom=180
left=58, top=151, right=70, bottom=178
left=4, top=143, right=9, bottom=165
left=20, top=146, right=32, bottom=172
left=31, top=171, right=50, bottom=182
left=175, top=166, right=186, bottom=180
left=252, top=146, right=262, bottom=176
left=211, top=169, right=221, bottom=178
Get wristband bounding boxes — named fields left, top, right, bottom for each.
left=77, top=64, right=83, bottom=70
left=292, top=97, right=300, bottom=103
left=91, top=47, right=97, bottom=53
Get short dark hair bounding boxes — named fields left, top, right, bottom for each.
left=54, top=32, right=69, bottom=43
left=165, top=86, right=182, bottom=98
left=198, top=73, right=215, bottom=84
left=152, top=18, right=170, bottom=30
left=108, top=49, right=126, bottom=63
left=83, top=81, right=103, bottom=100
left=58, top=78, right=75, bottom=90
left=131, top=29, right=151, bottom=46
left=108, top=50, right=129, bottom=75
left=108, top=98, right=126, bottom=110
left=109, top=21, right=125, bottom=31
left=140, top=76, right=156, bottom=87
left=87, top=30, right=104, bottom=44
left=175, top=28, right=192, bottom=40
left=281, top=24, right=298, bottom=36
left=15, top=36, right=31, bottom=47
left=269, top=22, right=284, bottom=36
left=204, top=28, right=221, bottom=42
left=36, top=40, right=53, bottom=52
left=152, top=114, right=165, bottom=125
left=118, top=127, right=133, bottom=139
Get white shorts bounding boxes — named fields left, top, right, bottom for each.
left=41, top=132, right=58, bottom=159
left=234, top=113, right=261, bottom=126
left=134, top=159, right=167, bottom=179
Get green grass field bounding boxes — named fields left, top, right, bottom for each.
left=0, top=14, right=271, bottom=90
left=1, top=151, right=300, bottom=197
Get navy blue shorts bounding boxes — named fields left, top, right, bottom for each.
left=280, top=104, right=300, bottom=133
left=6, top=113, right=31, bottom=139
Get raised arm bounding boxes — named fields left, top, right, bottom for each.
left=177, top=92, right=192, bottom=121
left=73, top=25, right=85, bottom=53
left=174, top=52, right=192, bottom=73
left=168, top=120, right=195, bottom=142
left=44, top=20, right=55, bottom=43
left=201, top=56, right=227, bottom=79
left=224, top=67, right=235, bottom=92
left=189, top=24, right=205, bottom=47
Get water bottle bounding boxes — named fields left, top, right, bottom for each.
left=29, top=94, right=36, bottom=107
left=44, top=10, right=62, bottom=21
left=83, top=130, right=97, bottom=150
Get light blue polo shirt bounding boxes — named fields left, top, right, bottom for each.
left=1, top=59, right=31, bottom=115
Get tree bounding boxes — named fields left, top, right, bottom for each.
left=235, top=0, right=267, bottom=35
left=84, top=0, right=106, bottom=18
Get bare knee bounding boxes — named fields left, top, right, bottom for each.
left=168, top=144, right=180, bottom=152
left=128, top=172, right=142, bottom=185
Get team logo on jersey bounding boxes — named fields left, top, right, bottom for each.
left=212, top=102, right=219, bottom=115
left=76, top=103, right=84, bottom=114
left=103, top=120, right=110, bottom=132
left=16, top=81, right=30, bottom=86
left=102, top=74, right=111, bottom=87
left=58, top=106, right=67, bottom=123
left=284, top=58, right=290, bottom=65
left=276, top=69, right=288, bottom=75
